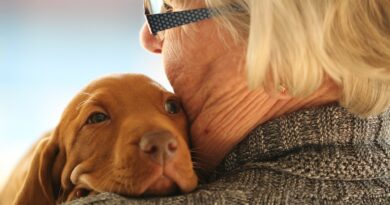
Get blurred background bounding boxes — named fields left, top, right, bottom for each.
left=0, top=0, right=169, bottom=187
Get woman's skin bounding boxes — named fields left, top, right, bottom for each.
left=140, top=1, right=340, bottom=172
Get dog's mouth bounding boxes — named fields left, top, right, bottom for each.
left=142, top=174, right=180, bottom=196
left=75, top=172, right=180, bottom=197
left=128, top=164, right=192, bottom=197
left=72, top=163, right=197, bottom=198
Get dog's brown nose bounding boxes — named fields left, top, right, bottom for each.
left=139, top=132, right=178, bottom=165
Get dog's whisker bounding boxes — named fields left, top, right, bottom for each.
left=95, top=171, right=110, bottom=193
left=59, top=185, right=68, bottom=203
left=191, top=159, right=215, bottom=171
left=56, top=186, right=63, bottom=202
left=190, top=148, right=215, bottom=157
left=191, top=154, right=204, bottom=159
left=192, top=162, right=207, bottom=169
left=190, top=150, right=200, bottom=155
left=192, top=163, right=208, bottom=171
left=128, top=177, right=133, bottom=194
left=108, top=179, right=114, bottom=194
left=191, top=156, right=211, bottom=164
left=189, top=147, right=202, bottom=152
left=130, top=179, right=134, bottom=194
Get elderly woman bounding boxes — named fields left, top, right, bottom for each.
left=70, top=0, right=390, bottom=204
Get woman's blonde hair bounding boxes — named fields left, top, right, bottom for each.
left=204, top=0, right=390, bottom=116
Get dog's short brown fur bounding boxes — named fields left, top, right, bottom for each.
left=0, top=74, right=198, bottom=205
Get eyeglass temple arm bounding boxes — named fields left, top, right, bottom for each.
left=146, top=8, right=215, bottom=35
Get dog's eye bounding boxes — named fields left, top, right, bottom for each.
left=164, top=100, right=181, bottom=114
left=86, top=112, right=109, bottom=124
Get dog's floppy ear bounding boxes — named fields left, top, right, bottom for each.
left=13, top=132, right=64, bottom=205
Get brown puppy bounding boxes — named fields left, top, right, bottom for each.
left=0, top=74, right=198, bottom=205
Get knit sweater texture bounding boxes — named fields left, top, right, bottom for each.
left=65, top=103, right=390, bottom=204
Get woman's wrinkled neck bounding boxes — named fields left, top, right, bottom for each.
left=171, top=61, right=340, bottom=174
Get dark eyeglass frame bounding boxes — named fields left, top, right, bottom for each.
left=144, top=1, right=243, bottom=36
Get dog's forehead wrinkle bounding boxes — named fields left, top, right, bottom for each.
left=76, top=98, right=97, bottom=111
left=75, top=92, right=98, bottom=111
left=75, top=89, right=117, bottom=113
left=79, top=91, right=94, bottom=97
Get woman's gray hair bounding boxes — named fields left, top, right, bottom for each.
left=204, top=0, right=390, bottom=116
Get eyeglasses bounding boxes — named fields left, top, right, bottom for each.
left=144, top=0, right=243, bottom=36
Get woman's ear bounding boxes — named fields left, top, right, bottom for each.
left=13, top=134, right=63, bottom=205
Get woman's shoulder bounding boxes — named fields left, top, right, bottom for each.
left=65, top=167, right=390, bottom=205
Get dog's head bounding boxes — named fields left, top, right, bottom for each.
left=14, top=74, right=198, bottom=204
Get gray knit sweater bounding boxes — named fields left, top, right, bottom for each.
left=65, top=103, right=390, bottom=204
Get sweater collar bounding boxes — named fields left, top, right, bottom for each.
left=215, top=103, right=390, bottom=175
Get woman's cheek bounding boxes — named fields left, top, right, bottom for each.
left=164, top=30, right=194, bottom=60
left=162, top=32, right=193, bottom=76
